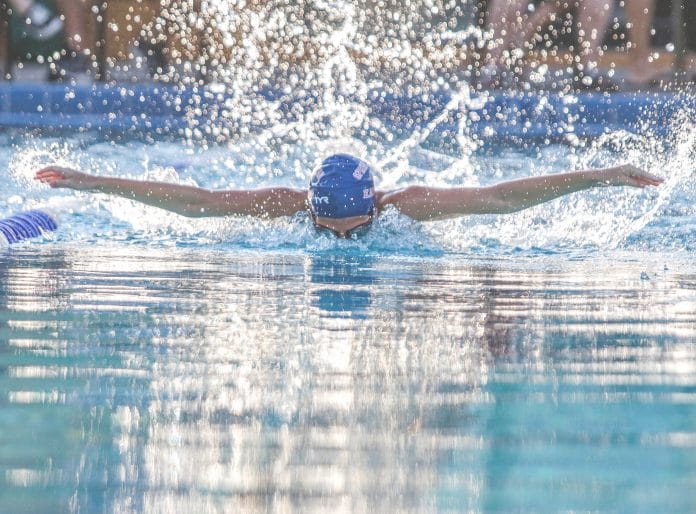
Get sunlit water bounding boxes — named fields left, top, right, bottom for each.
left=0, top=123, right=694, bottom=514
left=1, top=0, right=694, bottom=509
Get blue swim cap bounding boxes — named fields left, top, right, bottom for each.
left=309, top=154, right=375, bottom=218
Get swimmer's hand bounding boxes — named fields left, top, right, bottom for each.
left=35, top=166, right=97, bottom=191
left=595, top=165, right=664, bottom=188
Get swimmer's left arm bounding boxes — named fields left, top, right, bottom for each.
left=379, top=165, right=663, bottom=220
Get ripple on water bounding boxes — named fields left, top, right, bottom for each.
left=0, top=246, right=695, bottom=512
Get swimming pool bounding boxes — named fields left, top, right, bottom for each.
left=0, top=86, right=695, bottom=513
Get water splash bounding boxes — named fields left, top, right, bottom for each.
left=429, top=89, right=694, bottom=253
left=3, top=2, right=694, bottom=256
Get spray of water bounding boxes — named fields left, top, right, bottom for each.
left=3, top=2, right=694, bottom=254
left=428, top=91, right=695, bottom=253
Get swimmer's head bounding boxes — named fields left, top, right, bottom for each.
left=308, top=154, right=375, bottom=219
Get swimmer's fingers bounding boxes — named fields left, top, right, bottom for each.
left=35, top=170, right=67, bottom=188
left=621, top=165, right=664, bottom=186
left=34, top=166, right=92, bottom=190
left=35, top=166, right=70, bottom=183
left=601, top=165, right=664, bottom=188
left=630, top=168, right=663, bottom=184
left=626, top=172, right=664, bottom=188
left=35, top=165, right=73, bottom=177
left=35, top=169, right=64, bottom=180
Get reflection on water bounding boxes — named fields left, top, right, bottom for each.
left=0, top=246, right=695, bottom=513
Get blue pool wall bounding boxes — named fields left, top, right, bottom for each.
left=0, top=83, right=690, bottom=140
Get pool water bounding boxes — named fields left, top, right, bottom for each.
left=0, top=125, right=695, bottom=513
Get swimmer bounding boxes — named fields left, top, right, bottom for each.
left=34, top=154, right=663, bottom=238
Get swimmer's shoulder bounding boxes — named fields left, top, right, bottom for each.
left=374, top=190, right=388, bottom=212
left=375, top=188, right=409, bottom=211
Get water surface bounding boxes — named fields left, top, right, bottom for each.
left=1, top=245, right=695, bottom=513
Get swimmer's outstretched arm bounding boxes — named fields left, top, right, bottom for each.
left=35, top=166, right=307, bottom=218
left=379, top=164, right=663, bottom=221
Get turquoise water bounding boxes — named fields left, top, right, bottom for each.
left=0, top=127, right=695, bottom=513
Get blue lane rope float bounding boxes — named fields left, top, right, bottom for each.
left=0, top=210, right=57, bottom=244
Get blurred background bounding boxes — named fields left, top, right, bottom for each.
left=0, top=0, right=693, bottom=89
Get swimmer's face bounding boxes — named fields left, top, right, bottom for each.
left=311, top=210, right=374, bottom=239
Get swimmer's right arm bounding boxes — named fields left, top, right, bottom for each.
left=34, top=166, right=308, bottom=218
